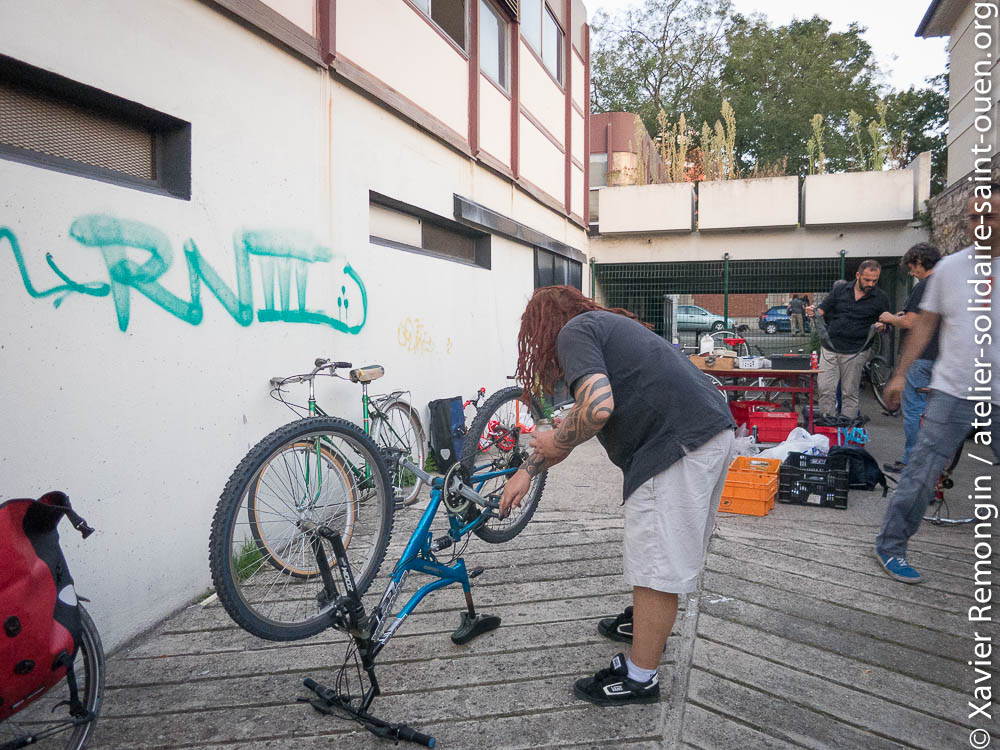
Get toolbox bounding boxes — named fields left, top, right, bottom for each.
left=778, top=452, right=850, bottom=509
left=769, top=353, right=812, bottom=370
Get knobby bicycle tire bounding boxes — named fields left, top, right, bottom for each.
left=0, top=605, right=105, bottom=750
left=371, top=398, right=427, bottom=507
left=461, top=386, right=547, bottom=544
left=209, top=417, right=394, bottom=641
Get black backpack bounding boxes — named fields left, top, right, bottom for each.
left=428, top=397, right=467, bottom=471
left=828, top=447, right=894, bottom=496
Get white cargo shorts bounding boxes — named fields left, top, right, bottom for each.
left=623, top=429, right=733, bottom=594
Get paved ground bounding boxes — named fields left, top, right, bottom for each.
left=89, top=392, right=992, bottom=748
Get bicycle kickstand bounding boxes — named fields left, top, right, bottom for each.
left=451, top=584, right=501, bottom=645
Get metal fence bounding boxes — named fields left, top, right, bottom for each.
left=592, top=254, right=907, bottom=360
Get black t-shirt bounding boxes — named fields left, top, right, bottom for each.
left=818, top=281, right=890, bottom=353
left=902, top=278, right=939, bottom=361
left=556, top=311, right=735, bottom=500
left=787, top=298, right=805, bottom=315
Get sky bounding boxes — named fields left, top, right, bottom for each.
left=584, top=0, right=949, bottom=92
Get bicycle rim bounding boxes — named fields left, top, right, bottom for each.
left=373, top=401, right=426, bottom=507
left=0, top=605, right=104, bottom=750
left=462, top=386, right=546, bottom=544
left=869, top=357, right=893, bottom=411
left=248, top=441, right=356, bottom=578
left=210, top=418, right=393, bottom=641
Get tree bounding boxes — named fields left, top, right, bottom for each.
left=697, top=15, right=883, bottom=175
left=884, top=73, right=949, bottom=194
left=590, top=0, right=734, bottom=133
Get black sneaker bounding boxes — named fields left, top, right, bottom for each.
left=573, top=653, right=660, bottom=706
left=882, top=461, right=905, bottom=474
left=597, top=606, right=633, bottom=643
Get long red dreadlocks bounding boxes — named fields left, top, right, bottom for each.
left=515, top=285, right=650, bottom=397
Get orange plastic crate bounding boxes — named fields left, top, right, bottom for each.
left=729, top=456, right=781, bottom=476
left=719, top=495, right=771, bottom=516
left=722, top=473, right=778, bottom=503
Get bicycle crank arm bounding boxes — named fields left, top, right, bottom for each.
left=398, top=457, right=434, bottom=485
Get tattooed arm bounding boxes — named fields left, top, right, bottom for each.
left=499, top=374, right=615, bottom=518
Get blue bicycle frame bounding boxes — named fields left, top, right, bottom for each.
left=365, top=458, right=513, bottom=656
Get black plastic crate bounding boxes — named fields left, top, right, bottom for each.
left=778, top=452, right=849, bottom=509
left=782, top=452, right=849, bottom=472
left=770, top=353, right=812, bottom=370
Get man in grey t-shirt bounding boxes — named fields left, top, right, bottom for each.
left=875, top=190, right=999, bottom=584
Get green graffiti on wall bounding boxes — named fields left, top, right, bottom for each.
left=2, top=216, right=366, bottom=334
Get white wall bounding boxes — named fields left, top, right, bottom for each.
left=590, top=224, right=929, bottom=264
left=0, top=0, right=585, bottom=650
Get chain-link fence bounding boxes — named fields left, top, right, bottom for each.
left=592, top=255, right=908, bottom=362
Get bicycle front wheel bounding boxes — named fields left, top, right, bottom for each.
left=461, top=386, right=546, bottom=544
left=868, top=355, right=894, bottom=412
left=0, top=605, right=105, bottom=750
left=372, top=399, right=426, bottom=507
left=210, top=417, right=394, bottom=641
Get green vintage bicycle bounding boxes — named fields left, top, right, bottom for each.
left=269, top=359, right=427, bottom=509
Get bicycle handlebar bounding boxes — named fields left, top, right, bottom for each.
left=271, top=359, right=354, bottom=389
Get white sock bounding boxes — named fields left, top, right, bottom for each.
left=626, top=657, right=657, bottom=684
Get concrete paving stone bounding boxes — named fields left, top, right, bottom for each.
left=697, top=614, right=971, bottom=727
left=686, top=668, right=909, bottom=750
left=107, top=602, right=656, bottom=687
left=693, top=638, right=967, bottom=748
left=681, top=704, right=805, bottom=750
left=704, top=554, right=971, bottom=636
left=697, top=593, right=967, bottom=688
left=702, top=569, right=970, bottom=663
left=707, top=537, right=969, bottom=614
left=100, top=638, right=680, bottom=720
left=716, top=530, right=971, bottom=596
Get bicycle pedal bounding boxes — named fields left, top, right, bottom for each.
left=467, top=566, right=485, bottom=579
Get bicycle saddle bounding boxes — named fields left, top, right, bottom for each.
left=349, top=365, right=385, bottom=383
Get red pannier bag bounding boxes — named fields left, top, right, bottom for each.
left=0, top=491, right=92, bottom=720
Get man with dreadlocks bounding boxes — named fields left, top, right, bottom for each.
left=500, top=286, right=734, bottom=706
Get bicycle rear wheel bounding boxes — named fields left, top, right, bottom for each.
left=372, top=398, right=426, bottom=507
left=461, top=386, right=546, bottom=544
left=210, top=417, right=393, bottom=641
left=0, top=605, right=104, bottom=750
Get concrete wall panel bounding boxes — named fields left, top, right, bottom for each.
left=597, top=183, right=694, bottom=234
left=698, top=176, right=799, bottom=230
left=803, top=171, right=914, bottom=225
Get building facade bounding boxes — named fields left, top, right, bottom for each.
left=0, top=0, right=590, bottom=649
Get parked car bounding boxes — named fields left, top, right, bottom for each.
left=758, top=305, right=812, bottom=335
left=677, top=304, right=726, bottom=332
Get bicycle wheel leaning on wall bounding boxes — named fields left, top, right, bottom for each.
left=209, top=416, right=394, bottom=641
left=460, top=386, right=547, bottom=544
left=370, top=396, right=426, bottom=507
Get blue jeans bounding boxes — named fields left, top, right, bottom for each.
left=876, top=390, right=986, bottom=559
left=901, top=359, right=934, bottom=464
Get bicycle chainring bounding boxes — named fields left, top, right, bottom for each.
left=442, top=462, right=472, bottom=517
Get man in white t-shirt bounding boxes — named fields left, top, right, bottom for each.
left=875, top=187, right=999, bottom=583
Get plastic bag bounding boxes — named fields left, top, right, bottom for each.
left=758, top=426, right=830, bottom=461
left=732, top=435, right=760, bottom=458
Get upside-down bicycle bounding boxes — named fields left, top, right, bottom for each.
left=208, top=381, right=546, bottom=745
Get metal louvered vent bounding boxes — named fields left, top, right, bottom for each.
left=0, top=83, right=154, bottom=180
left=499, top=0, right=518, bottom=21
